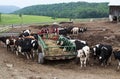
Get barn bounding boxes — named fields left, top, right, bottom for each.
left=108, top=1, right=120, bottom=22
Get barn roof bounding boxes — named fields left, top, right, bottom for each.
left=108, top=0, right=120, bottom=6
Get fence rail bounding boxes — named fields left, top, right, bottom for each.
left=0, top=26, right=11, bottom=33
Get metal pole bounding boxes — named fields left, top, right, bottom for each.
left=0, top=13, right=1, bottom=22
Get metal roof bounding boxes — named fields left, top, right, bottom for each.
left=108, top=0, right=120, bottom=6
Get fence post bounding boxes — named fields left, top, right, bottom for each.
left=0, top=13, right=1, bottom=22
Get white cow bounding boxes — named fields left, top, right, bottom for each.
left=71, top=27, right=79, bottom=34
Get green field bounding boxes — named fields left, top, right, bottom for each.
left=0, top=14, right=69, bottom=25
left=0, top=14, right=108, bottom=26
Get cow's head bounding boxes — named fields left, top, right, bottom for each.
left=77, top=49, right=86, bottom=58
left=82, top=46, right=90, bottom=55
left=99, top=47, right=108, bottom=62
left=31, top=40, right=39, bottom=49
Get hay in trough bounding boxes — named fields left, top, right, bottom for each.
left=43, top=39, right=70, bottom=56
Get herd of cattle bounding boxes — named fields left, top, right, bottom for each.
left=0, top=29, right=39, bottom=60
left=38, top=26, right=87, bottom=36
left=0, top=28, right=120, bottom=70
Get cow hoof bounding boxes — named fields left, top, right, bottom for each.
left=105, top=65, right=107, bottom=68
left=16, top=51, right=19, bottom=56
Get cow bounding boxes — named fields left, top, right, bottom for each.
left=19, top=29, right=31, bottom=37
left=77, top=46, right=90, bottom=67
left=31, top=39, right=39, bottom=58
left=91, top=44, right=112, bottom=66
left=91, top=44, right=104, bottom=60
left=0, top=36, right=9, bottom=46
left=71, top=27, right=79, bottom=34
left=113, top=50, right=120, bottom=70
left=73, top=40, right=90, bottom=68
left=58, top=28, right=68, bottom=36
left=14, top=37, right=38, bottom=60
left=23, top=29, right=31, bottom=35
left=79, top=27, right=87, bottom=33
left=62, top=39, right=88, bottom=52
left=60, top=38, right=90, bottom=68
left=0, top=36, right=16, bottom=51
left=5, top=36, right=16, bottom=51
left=19, top=32, right=30, bottom=37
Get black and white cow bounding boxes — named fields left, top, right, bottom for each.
left=6, top=36, right=16, bottom=51
left=23, top=29, right=31, bottom=34
left=79, top=27, right=87, bottom=33
left=0, top=36, right=9, bottom=47
left=19, top=29, right=31, bottom=37
left=14, top=37, right=38, bottom=60
left=60, top=38, right=90, bottom=68
left=91, top=44, right=104, bottom=60
left=92, top=44, right=112, bottom=66
left=77, top=45, right=90, bottom=67
left=31, top=39, right=39, bottom=58
left=0, top=36, right=16, bottom=51
left=0, top=36, right=8, bottom=44
left=62, top=39, right=88, bottom=52
left=58, top=28, right=68, bottom=36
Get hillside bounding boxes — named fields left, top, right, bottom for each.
left=14, top=2, right=109, bottom=18
left=0, top=5, right=20, bottom=13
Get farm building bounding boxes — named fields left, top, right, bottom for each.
left=108, top=1, right=120, bottom=22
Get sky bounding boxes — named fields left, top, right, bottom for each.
left=0, top=0, right=118, bottom=8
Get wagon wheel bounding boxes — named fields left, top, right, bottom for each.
left=38, top=52, right=45, bottom=64
left=38, top=46, right=45, bottom=64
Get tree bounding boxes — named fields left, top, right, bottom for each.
left=19, top=13, right=23, bottom=26
left=19, top=13, right=22, bottom=18
left=14, top=2, right=109, bottom=19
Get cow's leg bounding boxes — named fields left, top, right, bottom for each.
left=30, top=51, right=34, bottom=60
left=32, top=50, right=38, bottom=59
left=80, top=58, right=83, bottom=68
left=16, top=51, right=19, bottom=56
left=105, top=58, right=109, bottom=67
left=6, top=45, right=8, bottom=51
left=117, top=60, right=120, bottom=70
left=108, top=56, right=112, bottom=65
left=25, top=52, right=30, bottom=59
left=84, top=58, right=87, bottom=67
left=80, top=61, right=83, bottom=68
left=86, top=55, right=90, bottom=65
left=18, top=46, right=22, bottom=53
left=32, top=50, right=35, bottom=58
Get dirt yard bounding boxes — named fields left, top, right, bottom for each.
left=1, top=21, right=120, bottom=79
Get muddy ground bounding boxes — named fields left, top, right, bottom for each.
left=1, top=21, right=120, bottom=79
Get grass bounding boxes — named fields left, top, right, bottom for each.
left=0, top=14, right=69, bottom=25
left=0, top=14, right=108, bottom=26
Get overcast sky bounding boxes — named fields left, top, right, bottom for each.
left=0, top=0, right=117, bottom=8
